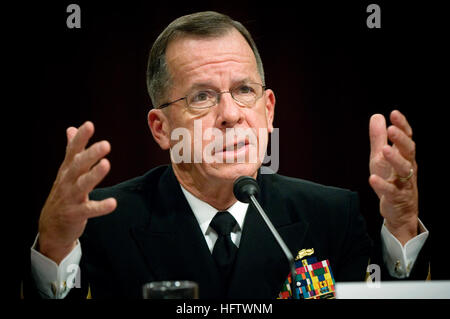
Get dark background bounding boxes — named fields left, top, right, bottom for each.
left=11, top=0, right=449, bottom=299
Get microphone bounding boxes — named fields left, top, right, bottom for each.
left=233, top=176, right=299, bottom=299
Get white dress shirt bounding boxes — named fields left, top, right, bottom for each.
left=180, top=185, right=248, bottom=252
left=30, top=184, right=429, bottom=298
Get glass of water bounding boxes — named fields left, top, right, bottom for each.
left=142, top=281, right=199, bottom=299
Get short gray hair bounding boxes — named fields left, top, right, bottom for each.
left=146, top=11, right=265, bottom=108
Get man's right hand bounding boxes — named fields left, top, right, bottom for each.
left=38, top=121, right=117, bottom=264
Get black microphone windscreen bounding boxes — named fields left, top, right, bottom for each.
left=233, top=176, right=260, bottom=203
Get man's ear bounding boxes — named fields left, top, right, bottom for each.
left=264, top=89, right=276, bottom=133
left=148, top=109, right=171, bottom=150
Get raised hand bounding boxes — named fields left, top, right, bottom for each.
left=38, top=121, right=117, bottom=264
left=369, top=110, right=419, bottom=245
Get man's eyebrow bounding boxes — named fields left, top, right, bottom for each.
left=188, top=82, right=216, bottom=92
left=232, top=77, right=256, bottom=86
left=187, top=78, right=256, bottom=92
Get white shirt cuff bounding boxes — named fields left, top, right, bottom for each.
left=30, top=234, right=82, bottom=299
left=381, top=218, right=429, bottom=278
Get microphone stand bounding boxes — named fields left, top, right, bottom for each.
left=248, top=194, right=299, bottom=299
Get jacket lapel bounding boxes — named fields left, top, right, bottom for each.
left=130, top=166, right=225, bottom=298
left=227, top=208, right=309, bottom=298
left=227, top=174, right=310, bottom=298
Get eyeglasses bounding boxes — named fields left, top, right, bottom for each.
left=156, top=83, right=266, bottom=110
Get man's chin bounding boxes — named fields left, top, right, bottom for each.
left=206, top=162, right=260, bottom=182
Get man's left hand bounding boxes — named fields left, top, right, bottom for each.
left=369, top=110, right=419, bottom=245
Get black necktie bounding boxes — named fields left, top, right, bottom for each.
left=210, top=211, right=238, bottom=284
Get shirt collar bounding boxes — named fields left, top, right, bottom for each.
left=180, top=184, right=249, bottom=235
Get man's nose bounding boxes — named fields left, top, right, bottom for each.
left=215, top=92, right=244, bottom=128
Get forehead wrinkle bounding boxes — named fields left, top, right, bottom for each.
left=172, top=57, right=259, bottom=93
left=172, top=53, right=254, bottom=76
left=166, top=30, right=254, bottom=67
left=187, top=60, right=254, bottom=83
